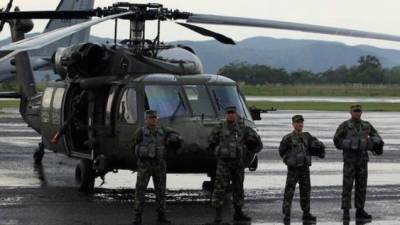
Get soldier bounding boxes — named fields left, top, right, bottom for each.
left=279, top=115, right=325, bottom=223
left=131, top=110, right=182, bottom=225
left=334, top=104, right=383, bottom=221
left=208, top=106, right=263, bottom=224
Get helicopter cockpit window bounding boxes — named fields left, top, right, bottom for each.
left=183, top=85, right=214, bottom=117
left=209, top=85, right=250, bottom=119
left=144, top=85, right=188, bottom=119
left=41, top=87, right=54, bottom=123
left=119, top=88, right=137, bottom=124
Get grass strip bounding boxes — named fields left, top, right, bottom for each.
left=248, top=101, right=400, bottom=111
left=0, top=100, right=20, bottom=110
left=241, top=84, right=400, bottom=97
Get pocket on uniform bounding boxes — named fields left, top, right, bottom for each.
left=147, top=143, right=156, bottom=158
left=350, top=137, right=359, bottom=150
left=157, top=146, right=165, bottom=158
left=228, top=143, right=237, bottom=158
left=342, top=139, right=352, bottom=150
left=359, top=139, right=368, bottom=150
left=220, top=147, right=230, bottom=158
left=286, top=156, right=296, bottom=167
left=138, top=146, right=147, bottom=158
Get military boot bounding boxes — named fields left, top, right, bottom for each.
left=283, top=213, right=290, bottom=223
left=233, top=206, right=251, bottom=222
left=214, top=207, right=223, bottom=224
left=133, top=212, right=142, bottom=225
left=157, top=211, right=171, bottom=224
left=343, top=209, right=350, bottom=221
left=356, top=209, right=372, bottom=221
left=302, top=212, right=317, bottom=223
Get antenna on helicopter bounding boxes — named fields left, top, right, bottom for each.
left=0, top=0, right=13, bottom=32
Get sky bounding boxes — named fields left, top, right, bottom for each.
left=1, top=0, right=400, bottom=49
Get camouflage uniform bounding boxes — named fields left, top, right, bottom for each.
left=131, top=124, right=171, bottom=215
left=279, top=130, right=314, bottom=215
left=208, top=119, right=262, bottom=208
left=334, top=118, right=381, bottom=210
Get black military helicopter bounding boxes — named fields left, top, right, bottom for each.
left=1, top=2, right=400, bottom=193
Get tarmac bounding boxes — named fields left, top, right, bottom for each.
left=0, top=109, right=399, bottom=225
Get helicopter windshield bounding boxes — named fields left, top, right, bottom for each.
left=145, top=85, right=188, bottom=119
left=183, top=85, right=214, bottom=117
left=209, top=85, right=250, bottom=119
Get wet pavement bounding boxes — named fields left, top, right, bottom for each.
left=0, top=108, right=400, bottom=225
left=246, top=96, right=400, bottom=103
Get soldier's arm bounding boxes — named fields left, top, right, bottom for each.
left=244, top=126, right=263, bottom=153
left=279, top=135, right=289, bottom=158
left=161, top=126, right=174, bottom=139
left=302, top=132, right=313, bottom=142
left=162, top=126, right=183, bottom=148
left=333, top=122, right=347, bottom=149
left=129, top=128, right=143, bottom=151
left=304, top=132, right=324, bottom=145
left=305, top=132, right=326, bottom=158
left=208, top=125, right=221, bottom=151
left=367, top=122, right=381, bottom=138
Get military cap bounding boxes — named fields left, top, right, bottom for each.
left=350, top=104, right=362, bottom=112
left=145, top=110, right=158, bottom=118
left=292, top=114, right=304, bottom=123
left=225, top=106, right=237, bottom=113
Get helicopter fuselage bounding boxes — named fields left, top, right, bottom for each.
left=36, top=73, right=257, bottom=176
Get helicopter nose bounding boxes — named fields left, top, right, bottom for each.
left=170, top=120, right=214, bottom=154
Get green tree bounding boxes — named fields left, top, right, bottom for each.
left=357, top=55, right=382, bottom=73
left=355, top=55, right=384, bottom=84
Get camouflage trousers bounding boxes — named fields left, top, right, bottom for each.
left=341, top=159, right=368, bottom=209
left=212, top=159, right=245, bottom=208
left=134, top=159, right=167, bottom=214
left=282, top=165, right=311, bottom=215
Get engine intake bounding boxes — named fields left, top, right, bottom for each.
left=53, top=43, right=108, bottom=79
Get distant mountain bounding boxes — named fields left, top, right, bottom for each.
left=2, top=35, right=400, bottom=77
left=171, top=37, right=400, bottom=73
left=89, top=36, right=400, bottom=73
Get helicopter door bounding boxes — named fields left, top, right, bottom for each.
left=63, top=84, right=91, bottom=158
left=40, top=85, right=68, bottom=153
left=115, top=86, right=140, bottom=152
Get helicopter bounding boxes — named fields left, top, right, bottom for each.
left=1, top=2, right=400, bottom=193
left=0, top=0, right=94, bottom=81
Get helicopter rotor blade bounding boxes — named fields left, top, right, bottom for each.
left=0, top=10, right=96, bottom=20
left=187, top=14, right=400, bottom=43
left=0, top=11, right=134, bottom=64
left=176, top=22, right=235, bottom=45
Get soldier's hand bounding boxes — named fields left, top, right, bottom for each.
left=318, top=150, right=326, bottom=159
left=165, top=133, right=183, bottom=149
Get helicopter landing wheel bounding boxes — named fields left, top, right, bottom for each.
left=75, top=159, right=95, bottom=193
left=33, top=142, right=45, bottom=164
left=202, top=175, right=215, bottom=191
left=202, top=181, right=213, bottom=191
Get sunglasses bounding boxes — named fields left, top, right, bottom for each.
left=148, top=116, right=157, bottom=119
left=226, top=111, right=236, bottom=114
left=352, top=109, right=362, bottom=113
